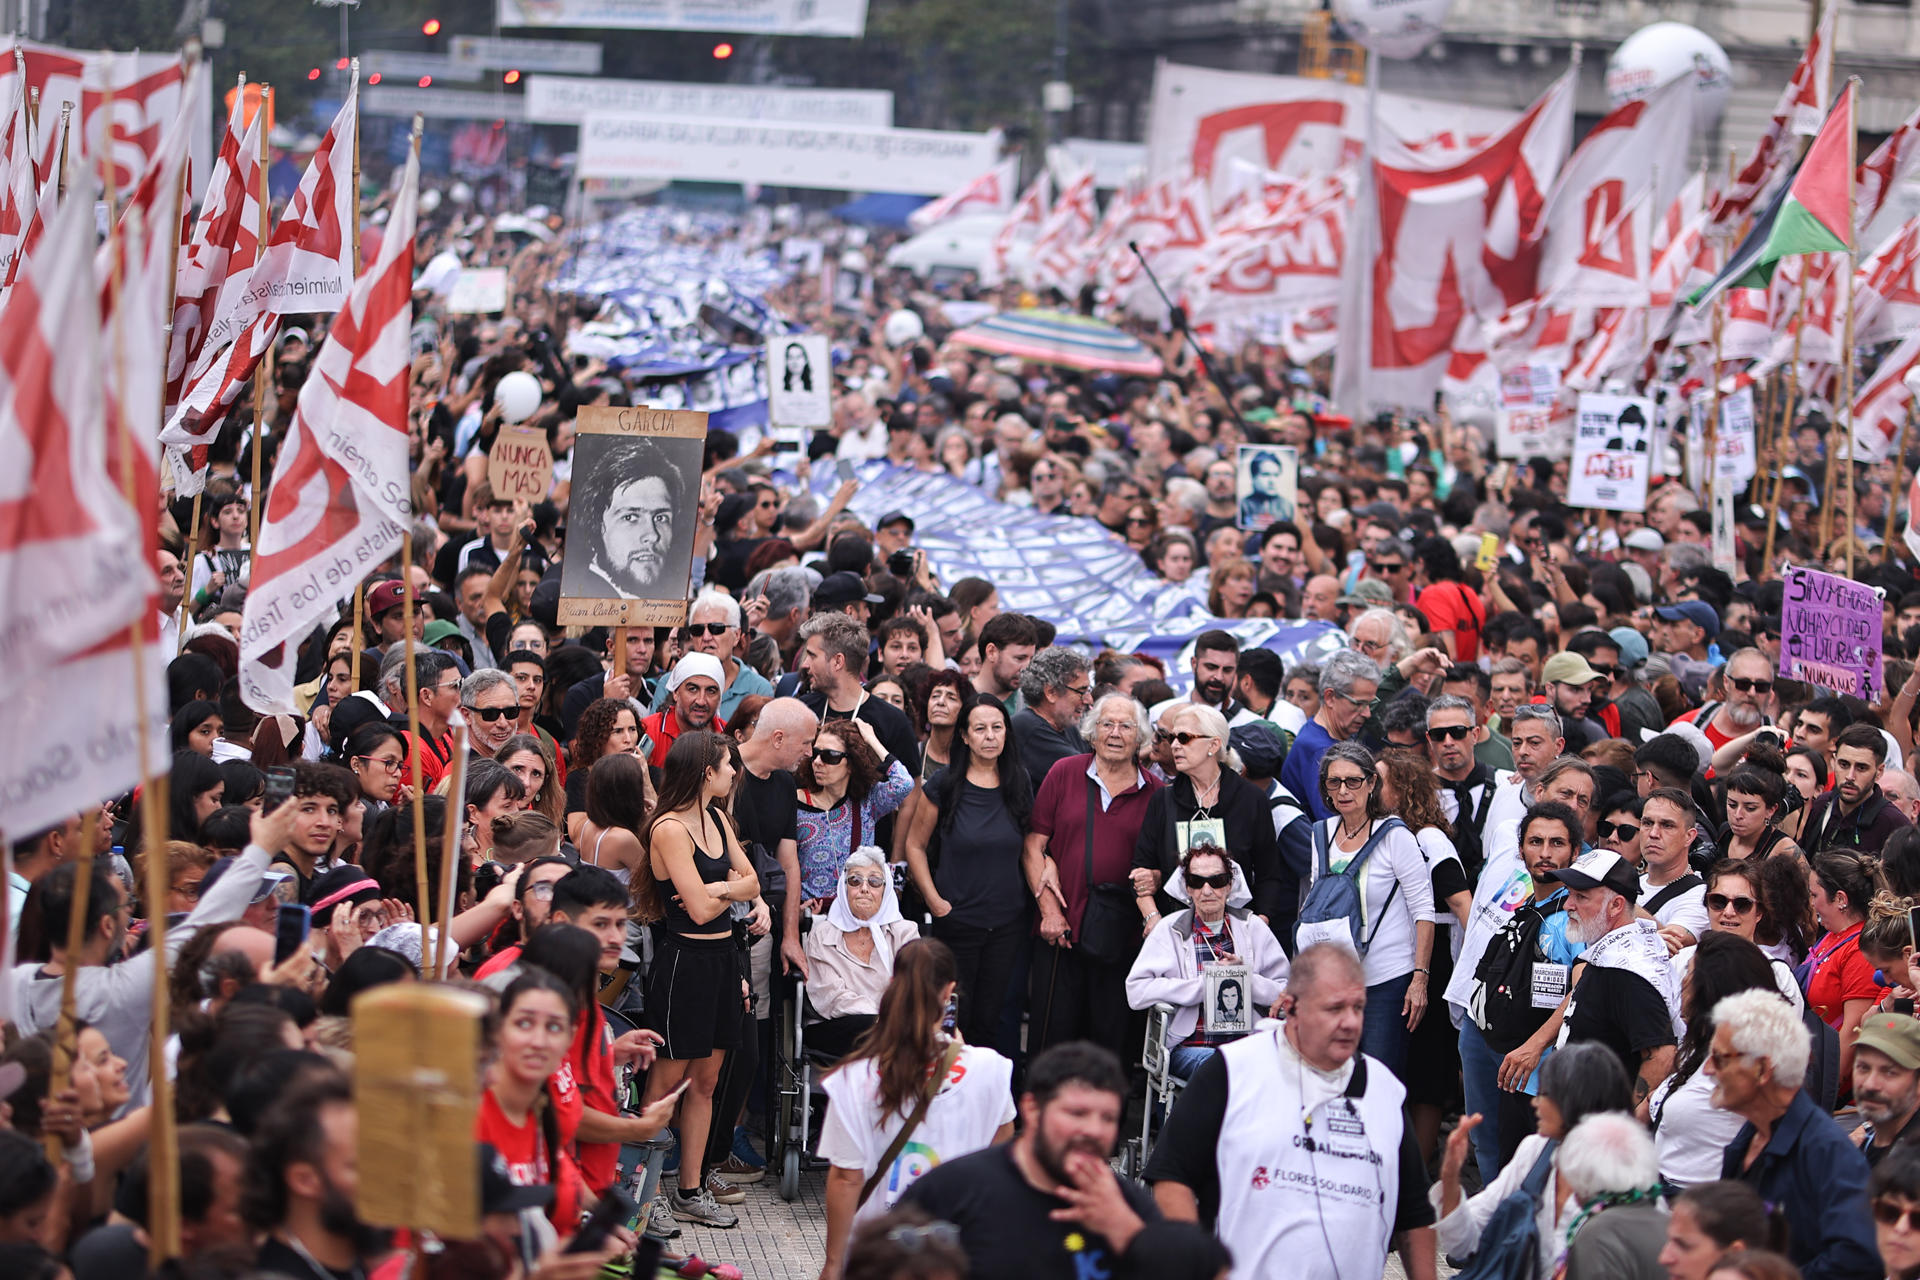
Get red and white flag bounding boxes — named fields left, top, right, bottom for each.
left=1533, top=78, right=1693, bottom=309
left=164, top=99, right=262, bottom=433
left=1187, top=173, right=1347, bottom=324
left=982, top=171, right=1049, bottom=287
left=1859, top=105, right=1920, bottom=233
left=909, top=156, right=1017, bottom=230
left=1024, top=167, right=1097, bottom=291
left=1711, top=4, right=1834, bottom=231
left=1853, top=329, right=1920, bottom=465
left=0, top=54, right=39, bottom=303
left=246, top=75, right=358, bottom=319
left=239, top=141, right=418, bottom=716
left=0, top=172, right=153, bottom=698
left=1856, top=218, right=1920, bottom=346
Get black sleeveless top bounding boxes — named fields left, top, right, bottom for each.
left=656, top=803, right=733, bottom=935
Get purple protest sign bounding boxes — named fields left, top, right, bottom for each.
left=1778, top=566, right=1884, bottom=700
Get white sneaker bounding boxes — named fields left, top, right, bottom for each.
left=670, top=1185, right=740, bottom=1228
left=644, top=1194, right=682, bottom=1239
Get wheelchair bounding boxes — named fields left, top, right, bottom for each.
left=1129, top=1003, right=1188, bottom=1176
left=766, top=919, right=843, bottom=1201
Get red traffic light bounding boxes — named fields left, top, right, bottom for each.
left=307, top=67, right=321, bottom=81
left=503, top=69, right=521, bottom=84
left=335, top=57, right=349, bottom=69
left=421, top=17, right=442, bottom=34
left=368, top=72, right=382, bottom=84
left=712, top=42, right=733, bottom=58
left=418, top=75, right=433, bottom=87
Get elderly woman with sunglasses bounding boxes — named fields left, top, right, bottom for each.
left=1126, top=840, right=1289, bottom=1078
left=1307, top=740, right=1435, bottom=1080
left=795, top=715, right=915, bottom=909
left=803, top=847, right=923, bottom=1060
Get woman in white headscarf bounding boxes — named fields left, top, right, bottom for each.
left=1126, top=839, right=1290, bottom=1078
left=803, top=846, right=921, bottom=1059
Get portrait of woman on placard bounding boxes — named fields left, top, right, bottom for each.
left=782, top=340, right=814, bottom=393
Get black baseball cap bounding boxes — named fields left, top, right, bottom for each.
left=814, top=571, right=884, bottom=608
left=877, top=510, right=915, bottom=532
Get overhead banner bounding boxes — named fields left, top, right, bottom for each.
left=1569, top=393, right=1655, bottom=512
left=1778, top=565, right=1884, bottom=700
left=524, top=76, right=892, bottom=128
left=499, top=0, right=868, bottom=37
left=450, top=35, right=602, bottom=75
left=577, top=113, right=1000, bottom=197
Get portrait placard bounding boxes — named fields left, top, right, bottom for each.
left=767, top=333, right=832, bottom=427
left=1235, top=444, right=1298, bottom=531
left=557, top=405, right=708, bottom=626
left=1202, top=963, right=1252, bottom=1035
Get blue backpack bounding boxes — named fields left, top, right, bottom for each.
left=1454, top=1138, right=1558, bottom=1280
left=1294, top=816, right=1407, bottom=956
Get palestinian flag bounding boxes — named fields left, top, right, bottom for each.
left=1693, top=82, right=1855, bottom=308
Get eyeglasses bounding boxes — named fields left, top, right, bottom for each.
left=812, top=748, right=848, bottom=765
left=1126, top=516, right=1154, bottom=527
left=355, top=755, right=406, bottom=774
left=1706, top=893, right=1758, bottom=915
left=1707, top=1048, right=1752, bottom=1071
left=1595, top=820, right=1639, bottom=841
left=1875, top=1199, right=1920, bottom=1231
left=1325, top=775, right=1371, bottom=792
left=173, top=880, right=203, bottom=901
left=1729, top=677, right=1774, bottom=694
left=1167, top=731, right=1213, bottom=746
left=844, top=875, right=887, bottom=889
left=1063, top=683, right=1092, bottom=697
left=464, top=705, right=518, bottom=722
left=1586, top=663, right=1619, bottom=679
left=1368, top=561, right=1407, bottom=574
left=887, top=1223, right=962, bottom=1252
left=1095, top=720, right=1137, bottom=735
left=1184, top=871, right=1233, bottom=890
left=430, top=681, right=462, bottom=696
left=685, top=622, right=735, bottom=637
left=1426, top=724, right=1473, bottom=742
left=525, top=883, right=556, bottom=901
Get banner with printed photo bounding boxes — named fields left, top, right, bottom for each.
left=766, top=333, right=831, bottom=427
left=1778, top=565, right=1884, bottom=699
left=1235, top=445, right=1298, bottom=531
left=1495, top=363, right=1571, bottom=458
left=557, top=406, right=707, bottom=627
left=1569, top=393, right=1655, bottom=512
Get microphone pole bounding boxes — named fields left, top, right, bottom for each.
left=1128, top=240, right=1250, bottom=436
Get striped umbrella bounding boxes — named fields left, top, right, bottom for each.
left=948, top=308, right=1164, bottom=376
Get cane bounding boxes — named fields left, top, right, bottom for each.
left=1036, top=927, right=1068, bottom=1047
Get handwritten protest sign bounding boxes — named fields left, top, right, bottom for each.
left=487, top=424, right=554, bottom=504
left=1778, top=565, right=1884, bottom=699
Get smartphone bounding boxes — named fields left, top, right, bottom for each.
left=941, top=995, right=958, bottom=1037
left=1908, top=906, right=1920, bottom=953
left=835, top=457, right=857, bottom=485
left=565, top=1185, right=635, bottom=1254
left=274, top=903, right=312, bottom=965
left=264, top=765, right=295, bottom=810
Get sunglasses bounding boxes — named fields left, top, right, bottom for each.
left=844, top=875, right=887, bottom=889
left=1875, top=1199, right=1920, bottom=1231
left=1426, top=724, right=1473, bottom=742
left=1126, top=516, right=1154, bottom=526
left=1166, top=731, right=1210, bottom=746
left=1368, top=561, right=1407, bottom=573
left=684, top=622, right=734, bottom=637
left=1596, top=820, right=1639, bottom=841
left=1729, top=677, right=1774, bottom=694
left=1706, top=892, right=1758, bottom=915
left=1587, top=663, right=1619, bottom=679
left=812, top=748, right=849, bottom=765
left=1325, top=775, right=1372, bottom=792
left=1184, top=870, right=1233, bottom=890
left=465, top=705, right=517, bottom=722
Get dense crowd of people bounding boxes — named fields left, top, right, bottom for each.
left=7, top=200, right=1920, bottom=1280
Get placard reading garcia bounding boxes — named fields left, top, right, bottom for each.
left=557, top=406, right=708, bottom=626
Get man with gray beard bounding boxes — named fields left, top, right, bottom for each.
left=1852, top=1013, right=1920, bottom=1167
left=1681, top=647, right=1775, bottom=752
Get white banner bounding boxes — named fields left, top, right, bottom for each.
left=1716, top=386, right=1758, bottom=485
left=1570, top=393, right=1655, bottom=512
left=363, top=86, right=525, bottom=121
left=1495, top=364, right=1571, bottom=458
left=524, top=76, right=892, bottom=128
left=577, top=113, right=999, bottom=197
left=450, top=35, right=602, bottom=74
left=500, top=0, right=868, bottom=38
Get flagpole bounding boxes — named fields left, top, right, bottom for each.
left=1841, top=79, right=1861, bottom=578
left=1887, top=407, right=1910, bottom=554
left=349, top=582, right=364, bottom=686
left=436, top=717, right=468, bottom=980
left=1764, top=296, right=1803, bottom=575
left=249, top=88, right=270, bottom=552
left=349, top=59, right=361, bottom=274
left=177, top=491, right=200, bottom=651
left=401, top=117, right=431, bottom=967
left=43, top=810, right=97, bottom=1165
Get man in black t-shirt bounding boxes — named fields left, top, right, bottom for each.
left=1547, top=850, right=1679, bottom=1105
left=904, top=1043, right=1159, bottom=1280
left=795, top=611, right=922, bottom=775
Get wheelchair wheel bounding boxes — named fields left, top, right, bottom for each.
left=780, top=1147, right=800, bottom=1201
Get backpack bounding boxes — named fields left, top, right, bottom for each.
left=1453, top=1139, right=1558, bottom=1280
left=1294, top=817, right=1408, bottom=956
left=1471, top=896, right=1564, bottom=1034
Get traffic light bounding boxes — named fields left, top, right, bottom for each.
left=368, top=72, right=382, bottom=84
left=307, top=67, right=321, bottom=80
left=421, top=17, right=442, bottom=35
left=712, top=42, right=733, bottom=59
left=335, top=57, right=349, bottom=70
left=418, top=75, right=433, bottom=87
left=503, top=69, right=521, bottom=84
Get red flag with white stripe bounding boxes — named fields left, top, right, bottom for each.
left=909, top=156, right=1017, bottom=231
left=239, top=139, right=417, bottom=715
left=1711, top=4, right=1833, bottom=232
left=982, top=172, right=1049, bottom=288
left=0, top=52, right=39, bottom=303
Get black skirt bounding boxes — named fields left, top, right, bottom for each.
left=645, top=928, right=746, bottom=1060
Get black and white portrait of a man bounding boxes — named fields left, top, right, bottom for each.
left=560, top=433, right=697, bottom=604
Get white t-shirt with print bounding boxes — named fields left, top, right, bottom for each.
left=817, top=1043, right=1016, bottom=1224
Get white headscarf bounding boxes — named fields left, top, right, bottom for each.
left=1166, top=853, right=1253, bottom=911
left=826, top=847, right=906, bottom=967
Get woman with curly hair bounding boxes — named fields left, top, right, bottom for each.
left=795, top=716, right=914, bottom=907
left=1206, top=557, right=1258, bottom=618
left=565, top=696, right=641, bottom=815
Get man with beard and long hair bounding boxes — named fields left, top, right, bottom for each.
left=245, top=1074, right=390, bottom=1279
left=1547, top=850, right=1680, bottom=1109
left=1144, top=944, right=1439, bottom=1280
left=901, top=1042, right=1159, bottom=1280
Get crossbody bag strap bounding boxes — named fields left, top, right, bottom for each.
left=858, top=1040, right=962, bottom=1208
left=1644, top=873, right=1704, bottom=915
left=1344, top=818, right=1406, bottom=949
left=1086, top=775, right=1099, bottom=893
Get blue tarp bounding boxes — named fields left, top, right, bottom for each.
left=829, top=192, right=931, bottom=229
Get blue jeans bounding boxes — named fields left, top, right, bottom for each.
left=1361, top=972, right=1414, bottom=1080
left=1457, top=1019, right=1504, bottom=1186
left=1169, top=1044, right=1216, bottom=1080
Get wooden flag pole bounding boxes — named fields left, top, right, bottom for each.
left=436, top=717, right=469, bottom=980
left=349, top=582, right=365, bottom=687
left=350, top=59, right=361, bottom=274
left=177, top=490, right=201, bottom=651
left=1887, top=409, right=1910, bottom=555
left=400, top=535, right=432, bottom=965
left=43, top=810, right=98, bottom=1165
left=1764, top=298, right=1804, bottom=576
left=249, top=87, right=270, bottom=551
left=1841, top=80, right=1861, bottom=578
